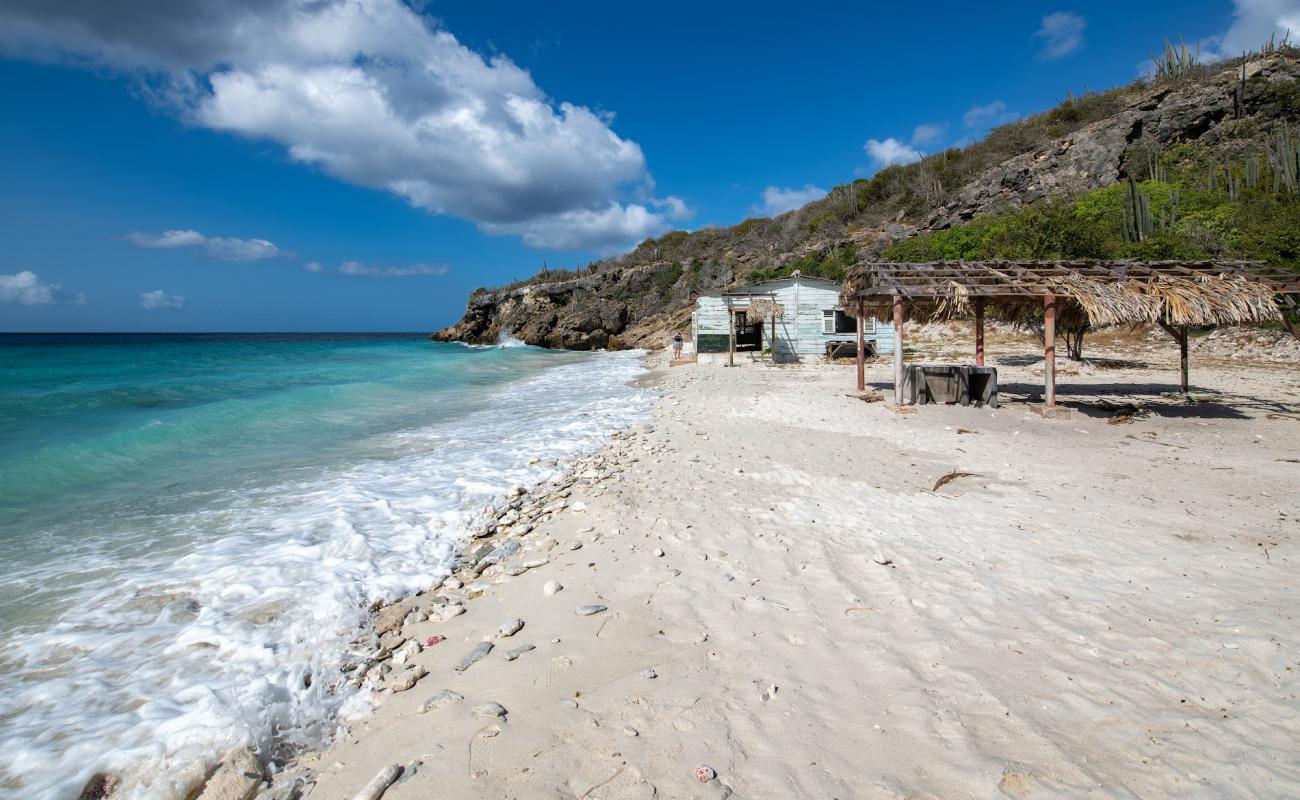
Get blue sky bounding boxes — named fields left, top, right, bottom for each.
left=1, top=0, right=1296, bottom=332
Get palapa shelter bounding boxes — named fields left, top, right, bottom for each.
left=839, top=259, right=1300, bottom=408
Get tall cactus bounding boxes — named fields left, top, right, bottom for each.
left=1245, top=155, right=1261, bottom=189
left=1266, top=122, right=1299, bottom=194
left=1122, top=177, right=1154, bottom=242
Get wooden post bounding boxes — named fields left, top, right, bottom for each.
left=1179, top=326, right=1189, bottom=393
left=771, top=315, right=777, bottom=365
left=1158, top=322, right=1191, bottom=394
left=727, top=307, right=735, bottom=367
left=855, top=300, right=866, bottom=391
left=1043, top=293, right=1056, bottom=407
left=892, top=294, right=905, bottom=405
left=974, top=298, right=985, bottom=367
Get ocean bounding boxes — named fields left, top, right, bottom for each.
left=0, top=333, right=651, bottom=798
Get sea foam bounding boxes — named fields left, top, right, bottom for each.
left=0, top=345, right=651, bottom=798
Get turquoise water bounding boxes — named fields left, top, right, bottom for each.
left=0, top=333, right=650, bottom=798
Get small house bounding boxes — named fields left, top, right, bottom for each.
left=690, top=271, right=894, bottom=363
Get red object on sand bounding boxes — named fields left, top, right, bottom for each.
left=425, top=635, right=445, bottom=646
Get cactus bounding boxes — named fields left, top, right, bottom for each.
left=1168, top=188, right=1180, bottom=228
left=1245, top=155, right=1261, bottom=189
left=1226, top=165, right=1241, bottom=200
left=1266, top=122, right=1300, bottom=194
left=1122, top=177, right=1154, bottom=242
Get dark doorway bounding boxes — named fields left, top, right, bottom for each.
left=734, top=311, right=762, bottom=350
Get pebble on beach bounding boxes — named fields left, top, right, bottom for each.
left=496, top=618, right=524, bottom=637
left=504, top=643, right=536, bottom=661
left=695, top=765, right=717, bottom=783
left=418, top=689, right=464, bottom=714
left=389, top=666, right=427, bottom=693
left=640, top=668, right=657, bottom=679
left=471, top=702, right=508, bottom=720
left=543, top=580, right=563, bottom=596
left=452, top=641, right=494, bottom=672
left=575, top=604, right=608, bottom=616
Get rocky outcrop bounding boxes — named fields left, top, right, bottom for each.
left=435, top=54, right=1300, bottom=350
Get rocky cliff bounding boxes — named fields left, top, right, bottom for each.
left=434, top=52, right=1300, bottom=349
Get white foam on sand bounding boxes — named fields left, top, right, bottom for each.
left=0, top=350, right=651, bottom=799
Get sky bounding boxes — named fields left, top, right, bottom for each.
left=2, top=0, right=1298, bottom=332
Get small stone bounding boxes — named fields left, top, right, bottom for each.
left=444, top=577, right=463, bottom=590
left=560, top=699, right=579, bottom=709
left=695, top=764, right=716, bottom=783
left=623, top=727, right=639, bottom=737
left=193, top=747, right=263, bottom=800
left=472, top=702, right=509, bottom=720
left=575, top=604, right=607, bottom=617
left=453, top=641, right=494, bottom=672
left=418, top=689, right=464, bottom=713
left=504, top=643, right=536, bottom=661
left=543, top=580, right=563, bottom=596
left=392, top=638, right=422, bottom=666
left=390, top=666, right=428, bottom=692
left=569, top=541, right=584, bottom=551
left=640, top=668, right=657, bottom=679
left=653, top=548, right=665, bottom=557
left=723, top=574, right=735, bottom=582
left=497, top=618, right=524, bottom=637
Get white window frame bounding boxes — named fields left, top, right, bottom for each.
left=821, top=310, right=835, bottom=334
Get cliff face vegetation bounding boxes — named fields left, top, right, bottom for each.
left=434, top=47, right=1300, bottom=350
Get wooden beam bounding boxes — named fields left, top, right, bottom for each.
left=893, top=294, right=905, bottom=405
left=974, top=297, right=985, bottom=367
left=1044, top=292, right=1056, bottom=407
left=771, top=314, right=777, bottom=365
left=856, top=300, right=866, bottom=391
left=727, top=307, right=735, bottom=367
left=1179, top=326, right=1189, bottom=393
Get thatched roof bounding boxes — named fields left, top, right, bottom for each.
left=840, top=260, right=1299, bottom=327
left=744, top=298, right=785, bottom=322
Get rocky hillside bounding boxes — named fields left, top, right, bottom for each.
left=434, top=50, right=1300, bottom=349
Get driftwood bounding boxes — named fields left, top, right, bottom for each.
left=351, top=764, right=403, bottom=800
left=933, top=471, right=979, bottom=491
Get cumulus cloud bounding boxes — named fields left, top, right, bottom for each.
left=303, top=261, right=323, bottom=272
left=485, top=198, right=692, bottom=253
left=1203, top=0, right=1300, bottom=59
left=336, top=261, right=449, bottom=277
left=140, top=289, right=186, bottom=309
left=910, top=123, right=947, bottom=148
left=865, top=138, right=923, bottom=168
left=126, top=229, right=284, bottom=261
left=962, top=100, right=1020, bottom=130
left=1033, top=12, right=1086, bottom=60
left=0, top=270, right=62, bottom=305
left=751, top=185, right=828, bottom=217
left=0, top=0, right=687, bottom=252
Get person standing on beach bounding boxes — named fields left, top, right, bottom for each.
left=672, top=330, right=684, bottom=359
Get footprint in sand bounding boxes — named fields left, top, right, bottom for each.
left=533, top=655, right=574, bottom=688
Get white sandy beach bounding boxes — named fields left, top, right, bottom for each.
left=267, top=332, right=1299, bottom=800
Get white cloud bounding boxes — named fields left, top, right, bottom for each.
left=751, top=185, right=828, bottom=217
left=1, top=0, right=687, bottom=252
left=303, top=261, right=323, bottom=272
left=911, top=123, right=947, bottom=148
left=864, top=137, right=923, bottom=168
left=126, top=229, right=283, bottom=261
left=962, top=100, right=1020, bottom=130
left=486, top=197, right=692, bottom=253
left=140, top=289, right=185, bottom=309
left=1203, top=0, right=1300, bottom=59
left=1033, top=12, right=1086, bottom=60
left=336, top=261, right=449, bottom=277
left=0, top=270, right=61, bottom=305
